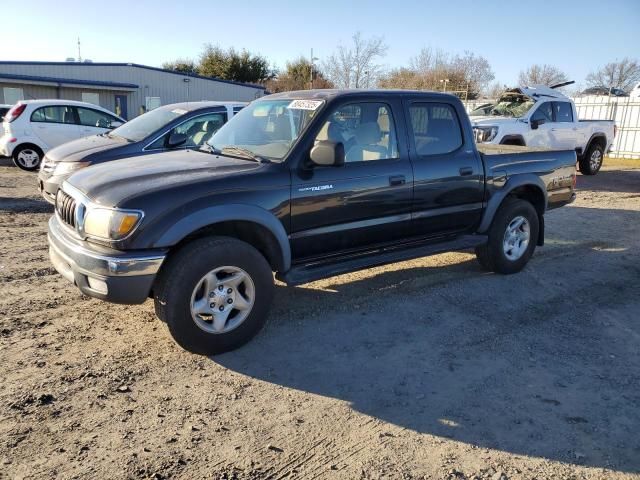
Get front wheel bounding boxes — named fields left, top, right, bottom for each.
left=12, top=145, right=44, bottom=171
left=578, top=143, right=604, bottom=175
left=475, top=198, right=539, bottom=274
left=154, top=236, right=275, bottom=355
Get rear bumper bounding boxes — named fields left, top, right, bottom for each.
left=48, top=216, right=167, bottom=304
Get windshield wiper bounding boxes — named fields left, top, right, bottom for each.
left=220, top=146, right=270, bottom=163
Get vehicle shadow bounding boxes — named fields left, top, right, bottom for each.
left=577, top=168, right=640, bottom=194
left=0, top=196, right=53, bottom=214
left=214, top=207, right=640, bottom=473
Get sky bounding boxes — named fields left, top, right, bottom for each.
left=5, top=0, right=640, bottom=88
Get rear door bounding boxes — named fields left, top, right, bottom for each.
left=30, top=105, right=80, bottom=148
left=404, top=99, right=484, bottom=237
left=290, top=98, right=413, bottom=260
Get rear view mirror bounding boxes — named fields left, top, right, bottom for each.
left=310, top=141, right=345, bottom=167
left=110, top=120, right=123, bottom=128
left=167, top=132, right=188, bottom=148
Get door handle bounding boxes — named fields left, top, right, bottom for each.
left=389, top=175, right=406, bottom=186
left=459, top=167, right=473, bottom=176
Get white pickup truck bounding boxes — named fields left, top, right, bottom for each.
left=470, top=85, right=615, bottom=175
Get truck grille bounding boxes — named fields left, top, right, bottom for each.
left=56, top=190, right=77, bottom=228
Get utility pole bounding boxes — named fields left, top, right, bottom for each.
left=309, top=48, right=319, bottom=89
left=77, top=37, right=82, bottom=62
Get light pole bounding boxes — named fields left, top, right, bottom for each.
left=310, top=48, right=319, bottom=89
left=440, top=78, right=450, bottom=93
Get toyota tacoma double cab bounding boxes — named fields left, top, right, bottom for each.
left=470, top=84, right=615, bottom=175
left=47, top=90, right=576, bottom=355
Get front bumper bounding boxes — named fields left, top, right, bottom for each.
left=38, top=170, right=65, bottom=204
left=48, top=216, right=167, bottom=304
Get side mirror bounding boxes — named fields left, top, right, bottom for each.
left=167, top=132, right=188, bottom=149
left=309, top=141, right=345, bottom=167
left=531, top=118, right=543, bottom=130
left=110, top=120, right=123, bottom=128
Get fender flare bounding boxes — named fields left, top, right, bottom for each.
left=477, top=174, right=548, bottom=233
left=153, top=204, right=291, bottom=271
left=499, top=135, right=526, bottom=146
left=583, top=132, right=607, bottom=157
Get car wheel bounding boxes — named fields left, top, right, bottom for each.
left=154, top=236, right=274, bottom=355
left=579, top=143, right=604, bottom=175
left=12, top=145, right=44, bottom=171
left=475, top=198, right=539, bottom=274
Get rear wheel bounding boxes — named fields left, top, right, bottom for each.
left=12, top=145, right=44, bottom=171
left=153, top=236, right=274, bottom=355
left=475, top=198, right=539, bottom=274
left=579, top=143, right=604, bottom=175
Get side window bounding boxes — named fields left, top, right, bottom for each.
left=531, top=102, right=553, bottom=124
left=408, top=103, right=463, bottom=156
left=314, top=102, right=399, bottom=163
left=77, top=108, right=117, bottom=128
left=30, top=106, right=77, bottom=124
left=148, top=113, right=227, bottom=149
left=553, top=102, right=573, bottom=123
left=175, top=113, right=227, bottom=148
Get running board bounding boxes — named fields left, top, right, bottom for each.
left=277, top=234, right=487, bottom=286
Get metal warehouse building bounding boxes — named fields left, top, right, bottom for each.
left=0, top=61, right=265, bottom=120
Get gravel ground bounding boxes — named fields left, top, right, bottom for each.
left=0, top=157, right=639, bottom=480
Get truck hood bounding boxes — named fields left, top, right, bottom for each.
left=66, top=149, right=264, bottom=207
left=46, top=134, right=128, bottom=163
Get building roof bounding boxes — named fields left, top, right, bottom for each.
left=0, top=72, right=138, bottom=90
left=0, top=61, right=267, bottom=90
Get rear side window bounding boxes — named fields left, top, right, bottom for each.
left=553, top=102, right=573, bottom=122
left=408, top=103, right=462, bottom=156
left=31, top=106, right=77, bottom=124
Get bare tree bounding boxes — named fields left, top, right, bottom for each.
left=322, top=32, right=388, bottom=88
left=586, top=58, right=640, bottom=92
left=518, top=64, right=568, bottom=86
left=485, top=81, right=507, bottom=99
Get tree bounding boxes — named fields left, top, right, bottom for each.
left=322, top=32, right=388, bottom=88
left=586, top=58, right=640, bottom=92
left=378, top=47, right=494, bottom=99
left=518, top=64, right=568, bottom=87
left=162, top=58, right=199, bottom=75
left=266, top=57, right=333, bottom=93
left=485, top=81, right=507, bottom=99
left=198, top=44, right=274, bottom=84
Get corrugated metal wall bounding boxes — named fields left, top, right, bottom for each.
left=0, top=63, right=265, bottom=119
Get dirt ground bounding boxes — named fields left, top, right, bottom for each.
left=0, top=157, right=639, bottom=480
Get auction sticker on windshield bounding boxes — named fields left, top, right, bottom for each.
left=287, top=100, right=323, bottom=111
left=171, top=109, right=188, bottom=115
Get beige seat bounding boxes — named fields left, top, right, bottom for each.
left=345, top=122, right=387, bottom=162
left=193, top=120, right=222, bottom=146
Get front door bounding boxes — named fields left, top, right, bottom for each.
left=290, top=100, right=413, bottom=260
left=115, top=95, right=128, bottom=120
left=404, top=100, right=484, bottom=237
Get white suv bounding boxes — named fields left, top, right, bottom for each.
left=0, top=99, right=124, bottom=171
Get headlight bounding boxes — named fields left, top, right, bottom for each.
left=473, top=126, right=499, bottom=143
left=53, top=161, right=90, bottom=175
left=83, top=207, right=142, bottom=240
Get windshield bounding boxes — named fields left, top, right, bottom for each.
left=481, top=94, right=535, bottom=118
left=208, top=98, right=322, bottom=161
left=469, top=104, right=495, bottom=117
left=111, top=107, right=188, bottom=142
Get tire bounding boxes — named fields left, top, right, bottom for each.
left=578, top=142, right=604, bottom=175
left=153, top=236, right=274, bottom=355
left=12, top=145, right=44, bottom=171
left=475, top=198, right=539, bottom=274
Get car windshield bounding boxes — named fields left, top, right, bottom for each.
left=110, top=106, right=188, bottom=142
left=208, top=98, right=322, bottom=162
left=481, top=93, right=535, bottom=118
left=469, top=104, right=495, bottom=117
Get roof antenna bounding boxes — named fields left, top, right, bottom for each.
left=77, top=37, right=82, bottom=63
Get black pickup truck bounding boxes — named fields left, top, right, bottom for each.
left=47, top=90, right=576, bottom=355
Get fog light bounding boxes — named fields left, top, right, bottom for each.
left=87, top=277, right=108, bottom=294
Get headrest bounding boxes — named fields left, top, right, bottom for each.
left=355, top=122, right=382, bottom=144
